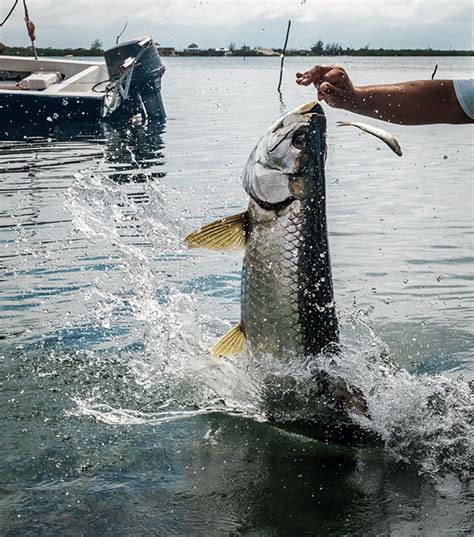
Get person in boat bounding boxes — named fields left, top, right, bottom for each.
left=296, top=65, right=474, bottom=124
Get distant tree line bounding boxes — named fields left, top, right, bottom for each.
left=178, top=48, right=471, bottom=57
left=176, top=47, right=472, bottom=57
left=174, top=39, right=472, bottom=57
left=303, top=39, right=472, bottom=56
left=1, top=38, right=472, bottom=58
left=1, top=39, right=104, bottom=57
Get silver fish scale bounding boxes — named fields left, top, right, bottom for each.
left=242, top=199, right=306, bottom=356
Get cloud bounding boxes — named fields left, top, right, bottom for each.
left=1, top=0, right=471, bottom=49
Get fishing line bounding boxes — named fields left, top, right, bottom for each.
left=0, top=0, right=19, bottom=27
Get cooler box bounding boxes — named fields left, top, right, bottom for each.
left=19, top=71, right=61, bottom=90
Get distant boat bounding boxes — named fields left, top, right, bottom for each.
left=0, top=36, right=166, bottom=127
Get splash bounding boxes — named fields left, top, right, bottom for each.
left=315, top=327, right=473, bottom=479
left=67, top=398, right=257, bottom=426
left=64, top=163, right=473, bottom=480
left=64, top=160, right=264, bottom=414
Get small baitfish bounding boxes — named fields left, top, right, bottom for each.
left=337, top=120, right=403, bottom=156
left=186, top=103, right=380, bottom=444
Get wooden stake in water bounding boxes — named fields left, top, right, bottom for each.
left=277, top=20, right=291, bottom=94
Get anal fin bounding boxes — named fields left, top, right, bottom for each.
left=211, top=323, right=246, bottom=357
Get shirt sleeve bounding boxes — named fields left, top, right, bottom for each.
left=453, top=79, right=474, bottom=120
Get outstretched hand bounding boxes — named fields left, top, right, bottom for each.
left=296, top=65, right=473, bottom=125
left=295, top=65, right=358, bottom=110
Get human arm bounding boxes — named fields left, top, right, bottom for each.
left=295, top=65, right=473, bottom=125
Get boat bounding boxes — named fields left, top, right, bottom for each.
left=0, top=36, right=166, bottom=127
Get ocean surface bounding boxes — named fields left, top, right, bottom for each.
left=1, top=56, right=473, bottom=535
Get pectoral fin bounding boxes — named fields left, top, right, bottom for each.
left=186, top=212, right=248, bottom=251
left=211, top=323, right=246, bottom=357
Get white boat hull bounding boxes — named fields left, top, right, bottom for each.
left=0, top=36, right=165, bottom=127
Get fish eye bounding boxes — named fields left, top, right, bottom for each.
left=292, top=127, right=308, bottom=149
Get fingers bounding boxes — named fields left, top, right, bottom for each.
left=295, top=65, right=337, bottom=86
left=317, top=81, right=337, bottom=103
left=295, top=71, right=314, bottom=86
left=317, top=81, right=336, bottom=103
left=319, top=81, right=337, bottom=95
left=323, top=67, right=348, bottom=85
left=318, top=80, right=354, bottom=109
left=296, top=65, right=357, bottom=112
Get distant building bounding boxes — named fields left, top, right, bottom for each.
left=183, top=43, right=202, bottom=54
left=157, top=47, right=176, bottom=56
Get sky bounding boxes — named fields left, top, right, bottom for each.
left=1, top=0, right=473, bottom=50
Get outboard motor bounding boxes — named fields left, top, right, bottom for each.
left=104, top=36, right=166, bottom=119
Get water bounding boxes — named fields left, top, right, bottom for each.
left=1, top=56, right=473, bottom=534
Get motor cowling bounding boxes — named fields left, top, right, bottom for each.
left=104, top=36, right=166, bottom=119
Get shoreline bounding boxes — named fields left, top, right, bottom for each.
left=2, top=47, right=473, bottom=58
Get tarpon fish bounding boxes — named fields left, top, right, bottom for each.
left=186, top=103, right=391, bottom=444
left=187, top=102, right=338, bottom=359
